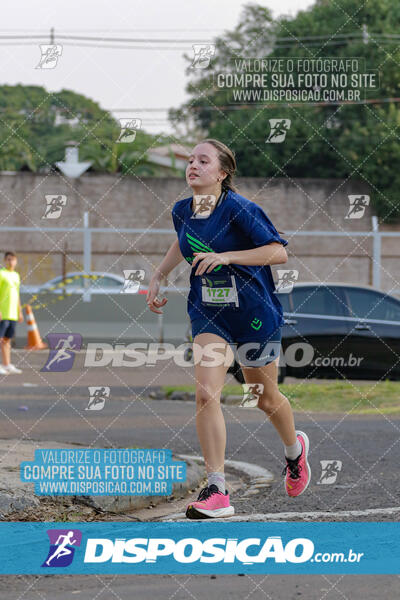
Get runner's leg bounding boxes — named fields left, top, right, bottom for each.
left=241, top=357, right=311, bottom=497
left=240, top=357, right=297, bottom=446
left=0, top=337, right=11, bottom=367
left=192, top=332, right=234, bottom=473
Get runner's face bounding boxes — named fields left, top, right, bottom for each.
left=5, top=255, right=17, bottom=270
left=186, top=143, right=225, bottom=189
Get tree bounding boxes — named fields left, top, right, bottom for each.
left=172, top=0, right=400, bottom=221
left=0, top=85, right=170, bottom=177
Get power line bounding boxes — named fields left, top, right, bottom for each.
left=2, top=41, right=399, bottom=51
left=0, top=39, right=399, bottom=51
left=1, top=30, right=400, bottom=42
left=0, top=34, right=209, bottom=43
left=59, top=43, right=194, bottom=50
left=110, top=108, right=171, bottom=112
left=0, top=28, right=223, bottom=32
left=0, top=42, right=193, bottom=50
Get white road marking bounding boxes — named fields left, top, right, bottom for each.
left=163, top=506, right=400, bottom=521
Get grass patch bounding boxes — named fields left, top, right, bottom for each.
left=162, top=381, right=400, bottom=414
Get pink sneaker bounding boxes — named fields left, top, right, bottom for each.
left=282, top=430, right=311, bottom=497
left=186, top=484, right=234, bottom=519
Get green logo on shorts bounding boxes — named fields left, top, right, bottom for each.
left=250, top=318, right=262, bottom=331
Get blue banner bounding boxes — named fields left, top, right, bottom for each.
left=0, top=522, right=399, bottom=574
left=20, top=449, right=186, bottom=496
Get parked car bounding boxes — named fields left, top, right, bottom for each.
left=21, top=272, right=126, bottom=295
left=225, top=283, right=400, bottom=383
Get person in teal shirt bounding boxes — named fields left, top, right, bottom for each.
left=0, top=251, right=23, bottom=375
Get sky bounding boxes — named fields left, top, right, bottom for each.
left=2, top=0, right=314, bottom=135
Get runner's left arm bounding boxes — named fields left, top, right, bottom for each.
left=229, top=200, right=289, bottom=266
left=222, top=242, right=288, bottom=266
left=192, top=242, right=287, bottom=275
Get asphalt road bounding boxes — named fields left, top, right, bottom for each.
left=1, top=383, right=399, bottom=517
left=0, top=573, right=399, bottom=600
left=1, top=353, right=399, bottom=598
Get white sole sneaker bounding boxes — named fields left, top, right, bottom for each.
left=283, top=430, right=311, bottom=498
left=187, top=505, right=235, bottom=519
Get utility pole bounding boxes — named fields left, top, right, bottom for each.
left=362, top=23, right=369, bottom=45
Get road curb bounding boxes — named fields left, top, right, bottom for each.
left=77, top=457, right=205, bottom=514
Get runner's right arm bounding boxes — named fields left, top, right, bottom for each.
left=147, top=239, right=184, bottom=314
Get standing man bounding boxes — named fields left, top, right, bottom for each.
left=0, top=251, right=23, bottom=374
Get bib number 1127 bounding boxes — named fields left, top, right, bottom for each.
left=201, top=274, right=239, bottom=307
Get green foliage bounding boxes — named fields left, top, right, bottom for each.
left=162, top=381, right=400, bottom=414
left=174, top=0, right=400, bottom=221
left=0, top=85, right=172, bottom=177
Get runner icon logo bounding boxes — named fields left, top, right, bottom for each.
left=35, top=44, right=63, bottom=70
left=240, top=383, right=264, bottom=408
left=121, top=269, right=145, bottom=294
left=345, top=195, right=370, bottom=219
left=317, top=460, right=343, bottom=485
left=116, top=118, right=142, bottom=143
left=42, top=195, right=67, bottom=219
left=41, top=333, right=82, bottom=372
left=86, top=386, right=110, bottom=411
left=275, top=269, right=299, bottom=293
left=191, top=44, right=215, bottom=69
left=42, top=529, right=82, bottom=568
left=266, top=119, right=291, bottom=143
left=191, top=194, right=217, bottom=218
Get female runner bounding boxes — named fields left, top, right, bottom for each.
left=147, top=139, right=311, bottom=519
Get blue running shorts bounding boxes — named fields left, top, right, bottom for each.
left=191, top=317, right=282, bottom=368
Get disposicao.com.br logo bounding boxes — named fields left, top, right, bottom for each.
left=81, top=536, right=363, bottom=565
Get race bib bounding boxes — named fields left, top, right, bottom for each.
left=201, top=273, right=239, bottom=308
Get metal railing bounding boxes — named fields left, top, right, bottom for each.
left=2, top=213, right=400, bottom=302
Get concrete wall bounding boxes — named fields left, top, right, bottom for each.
left=1, top=172, right=398, bottom=292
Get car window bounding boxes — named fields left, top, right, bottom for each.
left=65, top=276, right=84, bottom=287
left=90, top=275, right=122, bottom=288
left=346, top=288, right=400, bottom=321
left=291, top=286, right=345, bottom=316
left=47, top=276, right=80, bottom=289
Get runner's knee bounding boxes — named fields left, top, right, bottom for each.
left=257, top=388, right=282, bottom=414
left=196, top=384, right=222, bottom=407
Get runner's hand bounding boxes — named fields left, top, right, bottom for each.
left=192, top=252, right=231, bottom=276
left=18, top=312, right=24, bottom=323
left=146, top=279, right=168, bottom=314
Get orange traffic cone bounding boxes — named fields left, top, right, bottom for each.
left=24, top=305, right=48, bottom=350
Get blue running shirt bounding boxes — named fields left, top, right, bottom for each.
left=171, top=189, right=288, bottom=339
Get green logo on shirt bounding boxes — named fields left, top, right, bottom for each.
left=185, top=233, right=222, bottom=272
left=250, top=318, right=262, bottom=331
